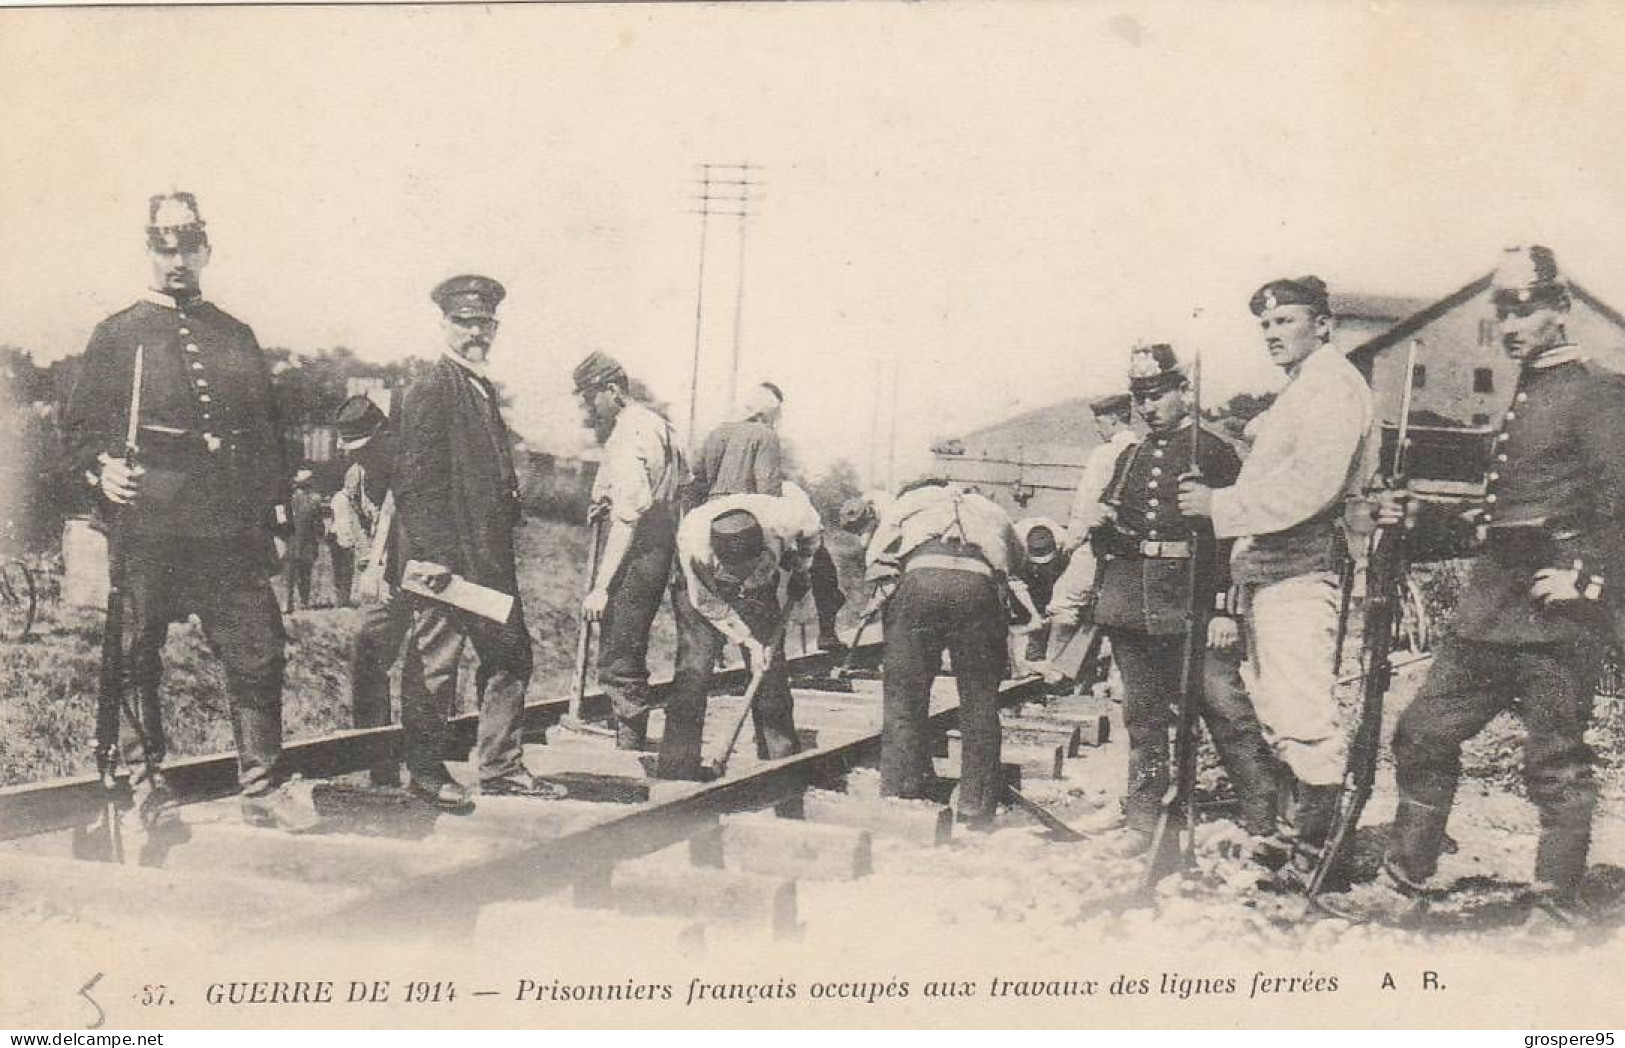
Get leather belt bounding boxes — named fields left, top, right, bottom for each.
left=1137, top=540, right=1192, bottom=559
left=905, top=553, right=994, bottom=577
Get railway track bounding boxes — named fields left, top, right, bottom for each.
left=0, top=643, right=1117, bottom=952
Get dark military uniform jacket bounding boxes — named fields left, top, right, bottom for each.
left=1440, top=354, right=1625, bottom=647
left=1092, top=422, right=1242, bottom=636
left=61, top=292, right=288, bottom=555
left=396, top=354, right=523, bottom=593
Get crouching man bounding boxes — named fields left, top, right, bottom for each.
left=658, top=487, right=823, bottom=779
left=864, top=480, right=1036, bottom=828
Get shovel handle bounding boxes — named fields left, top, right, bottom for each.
left=570, top=517, right=607, bottom=720
left=710, top=622, right=789, bottom=779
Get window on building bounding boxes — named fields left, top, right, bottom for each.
left=1472, top=413, right=1490, bottom=426
left=1478, top=318, right=1497, bottom=347
left=1411, top=364, right=1427, bottom=389
left=1473, top=368, right=1495, bottom=394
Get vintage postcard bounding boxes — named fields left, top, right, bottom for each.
left=2, top=0, right=1624, bottom=1031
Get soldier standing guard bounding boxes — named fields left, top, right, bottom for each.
left=1178, top=276, right=1376, bottom=885
left=1090, top=345, right=1277, bottom=853
left=396, top=275, right=562, bottom=806
left=1346, top=246, right=1625, bottom=919
left=575, top=351, right=688, bottom=750
left=61, top=192, right=316, bottom=830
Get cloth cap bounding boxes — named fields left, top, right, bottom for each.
left=431, top=274, right=506, bottom=319
left=146, top=192, right=208, bottom=251
left=333, top=394, right=388, bottom=451
left=1249, top=275, right=1330, bottom=317
left=1492, top=245, right=1569, bottom=309
left=573, top=350, right=628, bottom=394
left=710, top=508, right=765, bottom=564
left=1089, top=392, right=1132, bottom=418
left=740, top=382, right=784, bottom=421
left=1127, top=343, right=1187, bottom=396
left=1019, top=519, right=1060, bottom=564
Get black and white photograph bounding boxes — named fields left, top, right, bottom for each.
left=1, top=0, right=1624, bottom=1032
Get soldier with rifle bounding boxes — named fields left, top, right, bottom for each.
left=1178, top=275, right=1377, bottom=888
left=1331, top=246, right=1625, bottom=921
left=61, top=192, right=317, bottom=831
left=1090, top=344, right=1277, bottom=859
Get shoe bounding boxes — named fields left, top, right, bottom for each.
left=409, top=778, right=474, bottom=813
left=1525, top=883, right=1589, bottom=927
left=615, top=716, right=652, bottom=752
left=817, top=632, right=848, bottom=654
left=240, top=775, right=322, bottom=833
left=556, top=715, right=616, bottom=741
left=136, top=767, right=177, bottom=828
left=1248, top=834, right=1293, bottom=871
left=955, top=810, right=996, bottom=833
left=480, top=772, right=568, bottom=800
left=1311, top=862, right=1427, bottom=923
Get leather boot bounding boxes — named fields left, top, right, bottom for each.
left=1534, top=824, right=1592, bottom=905
left=616, top=711, right=652, bottom=752
left=1387, top=795, right=1453, bottom=886
left=1273, top=783, right=1340, bottom=893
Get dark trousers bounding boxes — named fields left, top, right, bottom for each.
left=660, top=575, right=799, bottom=780
left=328, top=542, right=356, bottom=607
left=599, top=507, right=677, bottom=724
left=1389, top=638, right=1601, bottom=894
left=881, top=565, right=1006, bottom=819
left=352, top=594, right=411, bottom=730
left=1106, top=627, right=1279, bottom=838
left=283, top=553, right=315, bottom=611
left=400, top=598, right=533, bottom=786
left=809, top=544, right=845, bottom=635
left=120, top=533, right=286, bottom=791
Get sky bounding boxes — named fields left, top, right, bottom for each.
left=6, top=1, right=1625, bottom=483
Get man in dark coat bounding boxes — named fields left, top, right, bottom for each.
left=1091, top=344, right=1277, bottom=855
left=283, top=468, right=323, bottom=611
left=1337, top=246, right=1625, bottom=920
left=395, top=275, right=562, bottom=805
left=60, top=192, right=315, bottom=830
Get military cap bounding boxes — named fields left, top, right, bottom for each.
left=431, top=274, right=506, bottom=320
left=333, top=394, right=388, bottom=451
left=572, top=350, right=629, bottom=394
left=1249, top=275, right=1330, bottom=317
left=711, top=508, right=765, bottom=564
left=1128, top=343, right=1187, bottom=396
left=146, top=192, right=208, bottom=252
left=1089, top=392, right=1132, bottom=418
left=1492, top=245, right=1569, bottom=311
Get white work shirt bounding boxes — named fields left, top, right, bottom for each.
left=678, top=488, right=823, bottom=645
left=591, top=401, right=686, bottom=525
left=1065, top=428, right=1141, bottom=544
left=1211, top=345, right=1376, bottom=540
left=864, top=483, right=1026, bottom=583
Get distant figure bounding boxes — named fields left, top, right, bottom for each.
left=283, top=469, right=323, bottom=612
left=1013, top=515, right=1068, bottom=670
left=326, top=485, right=359, bottom=607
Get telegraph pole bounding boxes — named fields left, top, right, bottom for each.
left=687, top=162, right=763, bottom=434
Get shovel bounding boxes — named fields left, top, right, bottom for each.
left=708, top=623, right=790, bottom=780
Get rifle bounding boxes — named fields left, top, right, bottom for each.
left=94, top=346, right=144, bottom=791
left=1304, top=339, right=1421, bottom=908
left=1144, top=346, right=1204, bottom=887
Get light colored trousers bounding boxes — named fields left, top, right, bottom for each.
left=1239, top=572, right=1348, bottom=786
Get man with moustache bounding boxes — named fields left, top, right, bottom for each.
left=1178, top=276, right=1377, bottom=886
left=61, top=192, right=315, bottom=829
left=575, top=351, right=688, bottom=751
left=395, top=275, right=562, bottom=805
left=1337, top=246, right=1625, bottom=919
